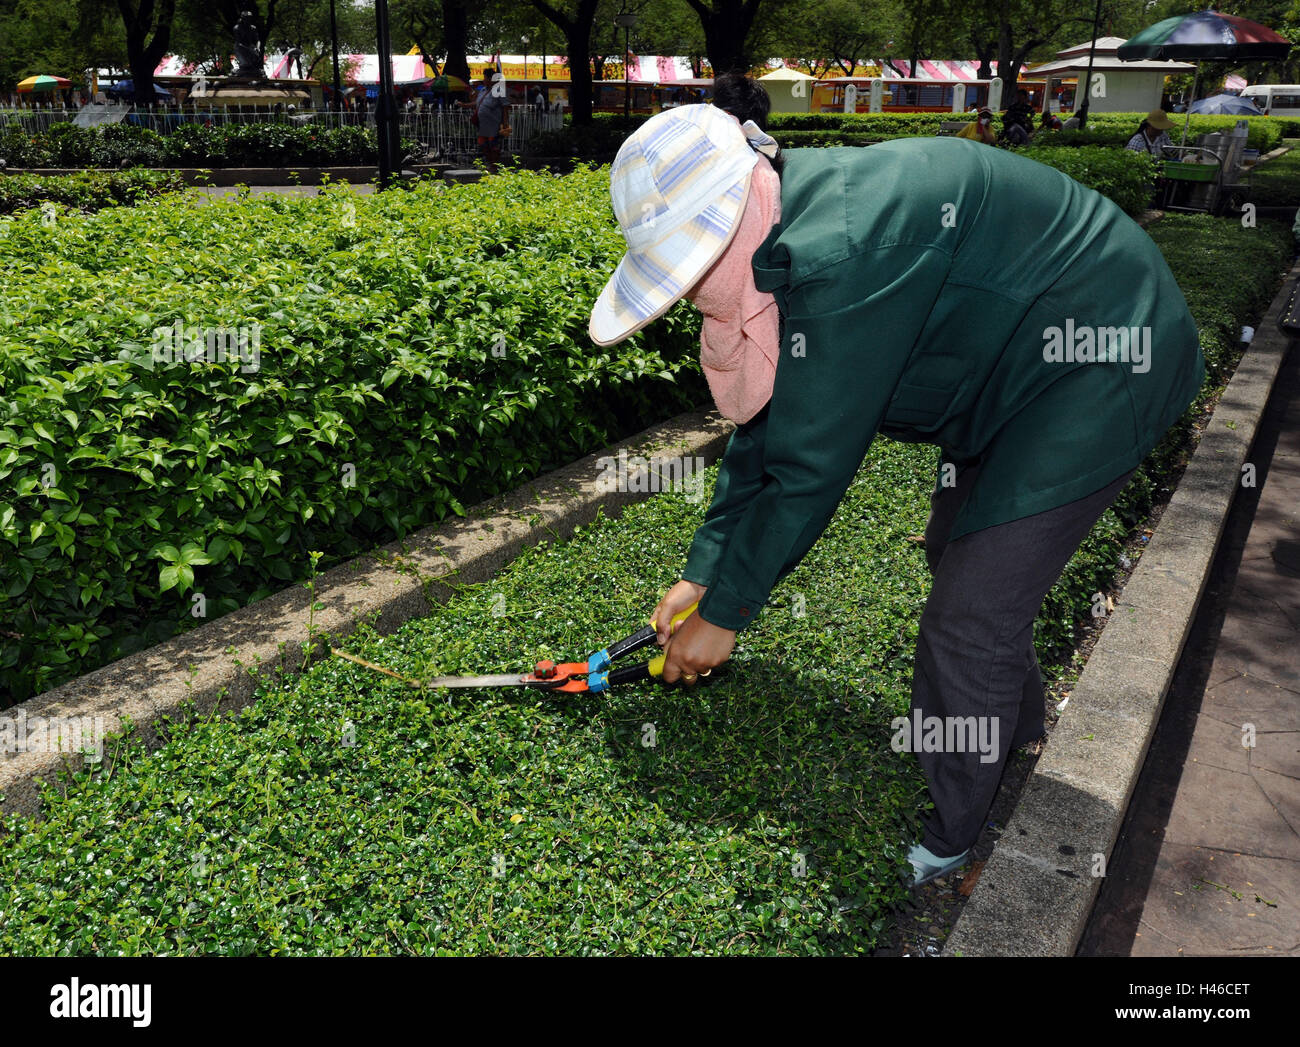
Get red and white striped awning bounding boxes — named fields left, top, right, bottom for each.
left=879, top=59, right=1004, bottom=80
left=1223, top=74, right=1247, bottom=93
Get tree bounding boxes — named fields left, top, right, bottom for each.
left=531, top=0, right=601, bottom=122
left=683, top=0, right=766, bottom=72
left=770, top=0, right=901, bottom=76
left=0, top=0, right=122, bottom=92
left=390, top=0, right=486, bottom=83
left=115, top=0, right=177, bottom=104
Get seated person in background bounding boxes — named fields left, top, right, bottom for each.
left=1040, top=111, right=1063, bottom=132
left=1001, top=89, right=1035, bottom=145
left=957, top=107, right=997, bottom=144
left=1126, top=109, right=1177, bottom=157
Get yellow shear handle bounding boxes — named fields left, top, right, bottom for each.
left=646, top=600, right=699, bottom=678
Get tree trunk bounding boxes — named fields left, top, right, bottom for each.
left=118, top=0, right=177, bottom=107
left=996, top=18, right=1017, bottom=99
left=533, top=0, right=599, bottom=125
left=686, top=0, right=763, bottom=74
left=441, top=0, right=471, bottom=83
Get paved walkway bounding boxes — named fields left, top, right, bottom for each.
left=1080, top=340, right=1300, bottom=956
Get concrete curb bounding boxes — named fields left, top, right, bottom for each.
left=0, top=408, right=733, bottom=821
left=942, top=261, right=1300, bottom=956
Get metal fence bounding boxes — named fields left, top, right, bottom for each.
left=0, top=104, right=564, bottom=165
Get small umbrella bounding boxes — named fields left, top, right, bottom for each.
left=1118, top=10, right=1291, bottom=143
left=1189, top=92, right=1262, bottom=116
left=17, top=75, right=72, bottom=93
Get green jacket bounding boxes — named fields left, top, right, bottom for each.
left=683, top=139, right=1204, bottom=631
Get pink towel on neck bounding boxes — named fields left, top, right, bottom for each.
left=687, top=153, right=782, bottom=425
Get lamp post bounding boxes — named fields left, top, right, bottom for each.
left=522, top=35, right=529, bottom=90
left=373, top=0, right=401, bottom=186
left=614, top=10, right=638, bottom=121
left=1077, top=0, right=1105, bottom=130
left=329, top=0, right=342, bottom=113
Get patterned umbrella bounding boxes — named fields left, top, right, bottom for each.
left=1188, top=92, right=1263, bottom=116
left=16, top=75, right=72, bottom=93
left=1117, top=10, right=1291, bottom=61
left=1119, top=11, right=1292, bottom=143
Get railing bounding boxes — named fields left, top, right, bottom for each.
left=0, top=104, right=564, bottom=165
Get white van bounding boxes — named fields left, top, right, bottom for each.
left=1239, top=85, right=1300, bottom=117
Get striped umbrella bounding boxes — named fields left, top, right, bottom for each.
left=16, top=74, right=72, bottom=93
left=1118, top=11, right=1292, bottom=143
left=1117, top=10, right=1291, bottom=61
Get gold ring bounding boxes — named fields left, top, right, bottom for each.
left=683, top=673, right=698, bottom=682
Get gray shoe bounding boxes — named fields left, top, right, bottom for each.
left=908, top=842, right=972, bottom=887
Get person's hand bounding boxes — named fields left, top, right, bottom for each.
left=661, top=611, right=735, bottom=685
left=652, top=579, right=707, bottom=646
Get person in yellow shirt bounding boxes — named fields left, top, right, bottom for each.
left=957, top=106, right=997, bottom=144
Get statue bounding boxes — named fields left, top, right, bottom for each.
left=232, top=11, right=265, bottom=80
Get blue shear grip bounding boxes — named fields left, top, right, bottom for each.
left=587, top=671, right=610, bottom=693
left=587, top=649, right=612, bottom=673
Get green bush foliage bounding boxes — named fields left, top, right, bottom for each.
left=768, top=111, right=972, bottom=134
left=0, top=169, right=185, bottom=215
left=0, top=169, right=706, bottom=702
left=1243, top=143, right=1300, bottom=207
left=0, top=442, right=938, bottom=955
left=0, top=122, right=410, bottom=169
left=1031, top=112, right=1284, bottom=152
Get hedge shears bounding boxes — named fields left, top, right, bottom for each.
left=331, top=602, right=701, bottom=695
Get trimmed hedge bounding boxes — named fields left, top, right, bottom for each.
left=1030, top=112, right=1284, bottom=153
left=0, top=169, right=706, bottom=703
left=0, top=122, right=414, bottom=169
left=1244, top=142, right=1300, bottom=207
left=768, top=111, right=972, bottom=134
left=0, top=169, right=184, bottom=215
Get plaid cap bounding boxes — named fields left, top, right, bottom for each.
left=589, top=105, right=760, bottom=346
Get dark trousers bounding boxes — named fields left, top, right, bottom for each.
left=911, top=457, right=1135, bottom=856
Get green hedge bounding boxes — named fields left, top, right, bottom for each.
left=1244, top=143, right=1300, bottom=206
left=0, top=122, right=414, bottom=169
left=0, top=168, right=707, bottom=703
left=768, top=111, right=972, bottom=134
left=771, top=128, right=901, bottom=148
left=0, top=169, right=184, bottom=215
left=1031, top=112, right=1284, bottom=152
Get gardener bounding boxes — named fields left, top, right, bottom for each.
left=588, top=93, right=1205, bottom=888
